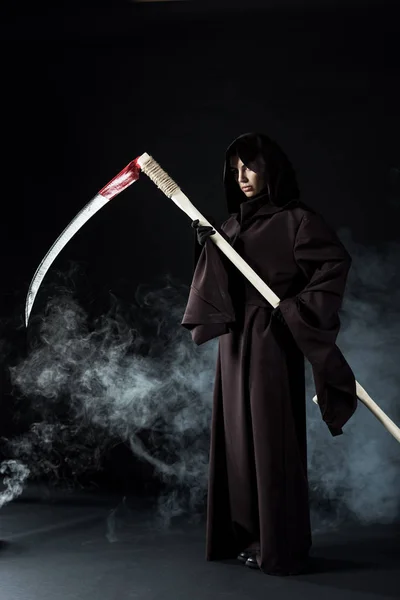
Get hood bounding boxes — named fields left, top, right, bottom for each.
left=223, top=132, right=300, bottom=214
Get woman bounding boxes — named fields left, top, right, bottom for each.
left=182, top=132, right=357, bottom=575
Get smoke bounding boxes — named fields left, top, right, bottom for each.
left=4, top=230, right=400, bottom=536
left=7, top=277, right=217, bottom=528
left=0, top=460, right=30, bottom=508
left=307, top=228, right=400, bottom=531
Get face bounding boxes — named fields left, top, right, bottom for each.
left=229, top=155, right=266, bottom=199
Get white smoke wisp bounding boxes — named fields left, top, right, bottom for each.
left=0, top=460, right=30, bottom=508
left=9, top=278, right=217, bottom=526
left=307, top=229, right=400, bottom=532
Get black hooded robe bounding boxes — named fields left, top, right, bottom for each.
left=182, top=134, right=357, bottom=575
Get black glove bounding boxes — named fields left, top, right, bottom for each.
left=192, top=219, right=216, bottom=246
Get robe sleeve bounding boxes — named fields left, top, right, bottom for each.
left=193, top=214, right=216, bottom=270
left=181, top=235, right=235, bottom=346
left=278, top=212, right=357, bottom=437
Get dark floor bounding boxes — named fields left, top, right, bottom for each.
left=0, top=487, right=399, bottom=600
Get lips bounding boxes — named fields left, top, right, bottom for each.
left=242, top=186, right=253, bottom=192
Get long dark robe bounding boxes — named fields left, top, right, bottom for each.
left=181, top=133, right=357, bottom=575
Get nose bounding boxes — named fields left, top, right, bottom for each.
left=238, top=167, right=248, bottom=183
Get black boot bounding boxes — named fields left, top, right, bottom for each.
left=245, top=554, right=260, bottom=569
left=237, top=549, right=256, bottom=563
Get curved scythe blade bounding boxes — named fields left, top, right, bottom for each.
left=25, top=158, right=141, bottom=327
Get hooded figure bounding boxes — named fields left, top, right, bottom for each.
left=181, top=133, right=357, bottom=575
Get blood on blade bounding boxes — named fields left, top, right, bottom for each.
left=99, top=158, right=141, bottom=200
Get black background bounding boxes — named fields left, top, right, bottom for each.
left=1, top=0, right=399, bottom=491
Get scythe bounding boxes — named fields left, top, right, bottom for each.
left=25, top=153, right=400, bottom=444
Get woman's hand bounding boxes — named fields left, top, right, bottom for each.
left=192, top=220, right=216, bottom=246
